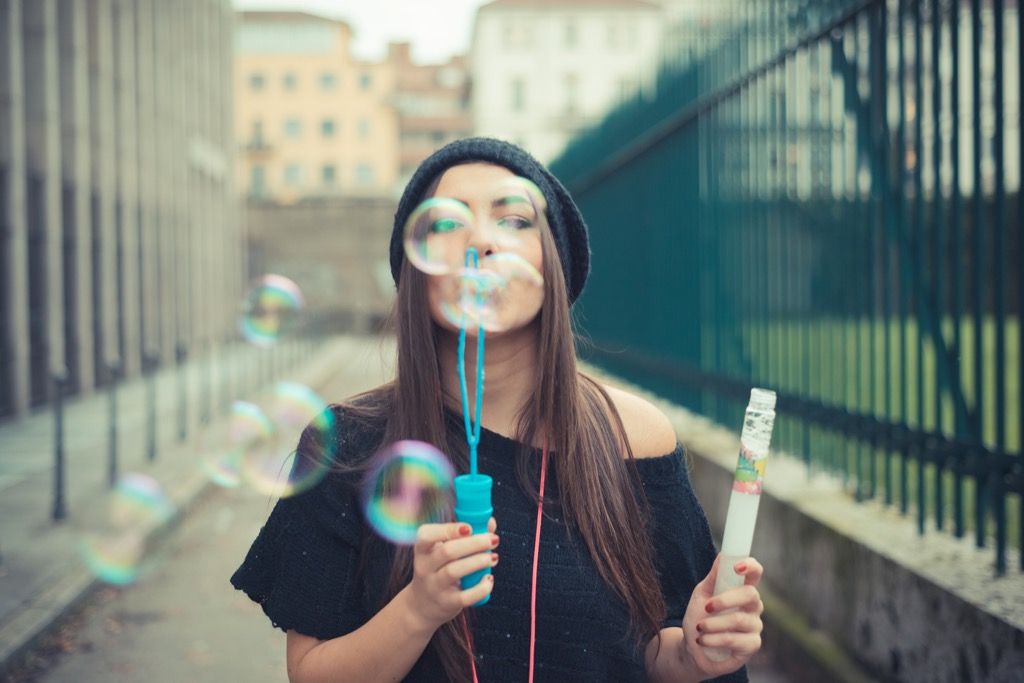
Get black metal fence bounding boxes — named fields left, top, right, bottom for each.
left=552, top=0, right=1023, bottom=574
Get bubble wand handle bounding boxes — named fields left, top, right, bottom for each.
left=454, top=247, right=493, bottom=605
left=704, top=388, right=776, bottom=663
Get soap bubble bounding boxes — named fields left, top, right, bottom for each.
left=403, top=198, right=475, bottom=276
left=238, top=382, right=337, bottom=498
left=403, top=175, right=549, bottom=278
left=79, top=473, right=175, bottom=586
left=438, top=252, right=544, bottom=333
left=362, top=441, right=455, bottom=545
left=239, top=274, right=305, bottom=346
left=202, top=401, right=274, bottom=488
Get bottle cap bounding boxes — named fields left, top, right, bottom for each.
left=454, top=474, right=492, bottom=512
left=749, top=388, right=776, bottom=411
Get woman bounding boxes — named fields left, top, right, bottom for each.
left=231, top=138, right=764, bottom=682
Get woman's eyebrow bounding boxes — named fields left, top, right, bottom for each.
left=491, top=194, right=531, bottom=208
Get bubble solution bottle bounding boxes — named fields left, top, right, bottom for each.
left=704, top=388, right=777, bottom=663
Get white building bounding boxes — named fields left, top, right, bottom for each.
left=470, top=0, right=663, bottom=164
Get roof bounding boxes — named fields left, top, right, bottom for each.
left=479, top=0, right=661, bottom=10
left=238, top=10, right=351, bottom=28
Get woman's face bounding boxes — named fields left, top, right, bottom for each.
left=423, top=162, right=546, bottom=336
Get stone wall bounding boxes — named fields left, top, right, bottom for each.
left=583, top=365, right=1024, bottom=683
left=675, top=407, right=1024, bottom=683
left=244, top=196, right=396, bottom=334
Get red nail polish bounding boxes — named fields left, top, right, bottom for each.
left=696, top=622, right=705, bottom=633
left=491, top=553, right=499, bottom=564
left=459, top=524, right=471, bottom=536
left=490, top=535, right=499, bottom=548
left=696, top=636, right=705, bottom=646
left=705, top=602, right=714, bottom=614
left=735, top=562, right=748, bottom=573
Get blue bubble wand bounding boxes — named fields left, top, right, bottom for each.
left=453, top=247, right=494, bottom=605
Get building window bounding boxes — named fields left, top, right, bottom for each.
left=321, top=119, right=336, bottom=137
left=249, top=72, right=265, bottom=90
left=625, top=21, right=638, bottom=48
left=564, top=20, right=578, bottom=48
left=320, top=72, right=337, bottom=90
left=359, top=72, right=372, bottom=90
left=358, top=118, right=371, bottom=139
left=618, top=77, right=635, bottom=101
left=250, top=165, right=266, bottom=196
left=251, top=120, right=264, bottom=145
left=607, top=23, right=620, bottom=50
left=355, top=163, right=374, bottom=186
left=284, top=163, right=303, bottom=187
left=283, top=72, right=297, bottom=90
left=511, top=78, right=525, bottom=112
left=284, top=118, right=302, bottom=138
left=322, top=164, right=336, bottom=185
left=503, top=20, right=532, bottom=49
left=564, top=73, right=578, bottom=115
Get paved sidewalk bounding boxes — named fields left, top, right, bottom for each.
left=1, top=335, right=791, bottom=682
left=0, top=335, right=396, bottom=675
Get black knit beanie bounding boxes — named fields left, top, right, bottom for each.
left=390, top=137, right=591, bottom=304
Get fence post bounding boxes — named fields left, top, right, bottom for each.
left=145, top=351, right=158, bottom=462
left=176, top=343, right=188, bottom=442
left=52, top=369, right=68, bottom=521
left=107, top=360, right=122, bottom=488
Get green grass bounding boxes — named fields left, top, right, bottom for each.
left=727, top=315, right=1021, bottom=555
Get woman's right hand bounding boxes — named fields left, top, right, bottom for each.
left=405, top=518, right=499, bottom=633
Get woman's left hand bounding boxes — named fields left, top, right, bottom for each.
left=679, top=554, right=764, bottom=679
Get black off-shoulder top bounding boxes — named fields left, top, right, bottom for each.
left=230, top=406, right=747, bottom=683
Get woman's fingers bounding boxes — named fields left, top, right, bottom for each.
left=414, top=522, right=471, bottom=553
left=732, top=557, right=763, bottom=587
left=695, top=611, right=763, bottom=635
left=704, top=585, right=762, bottom=615
left=432, top=532, right=498, bottom=563
left=695, top=631, right=762, bottom=658
left=487, top=516, right=497, bottom=534
left=458, top=573, right=495, bottom=607
left=441, top=551, right=499, bottom=585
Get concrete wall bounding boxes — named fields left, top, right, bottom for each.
left=0, top=0, right=240, bottom=418
left=673, top=406, right=1024, bottom=683
left=585, top=366, right=1024, bottom=683
left=243, top=196, right=396, bottom=334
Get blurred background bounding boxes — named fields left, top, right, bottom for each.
left=0, top=0, right=1021, bottom=682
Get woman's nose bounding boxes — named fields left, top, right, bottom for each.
left=466, top=219, right=499, bottom=259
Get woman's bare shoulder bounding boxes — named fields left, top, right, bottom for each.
left=600, top=383, right=678, bottom=459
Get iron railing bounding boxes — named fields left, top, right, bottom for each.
left=552, top=0, right=1022, bottom=574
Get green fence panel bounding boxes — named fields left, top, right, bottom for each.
left=551, top=0, right=1022, bottom=575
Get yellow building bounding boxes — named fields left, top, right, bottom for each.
left=236, top=11, right=399, bottom=202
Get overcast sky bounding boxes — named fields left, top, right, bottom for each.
left=232, top=0, right=492, bottom=63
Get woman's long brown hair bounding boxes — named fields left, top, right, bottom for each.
left=339, top=168, right=666, bottom=681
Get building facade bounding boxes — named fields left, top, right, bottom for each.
left=389, top=42, right=472, bottom=189
left=236, top=11, right=400, bottom=202
left=0, top=0, right=240, bottom=417
left=470, top=0, right=663, bottom=163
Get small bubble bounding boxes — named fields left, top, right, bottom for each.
left=362, top=441, right=455, bottom=545
left=239, top=274, right=304, bottom=346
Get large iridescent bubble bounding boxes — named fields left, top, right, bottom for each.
left=361, top=441, right=455, bottom=545
left=438, top=252, right=544, bottom=333
left=402, top=175, right=548, bottom=278
left=239, top=274, right=305, bottom=346
left=79, top=473, right=175, bottom=586
left=202, top=401, right=274, bottom=488
left=403, top=197, right=475, bottom=276
left=238, top=382, right=337, bottom=498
